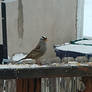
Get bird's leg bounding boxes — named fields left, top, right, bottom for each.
left=36, top=59, right=42, bottom=65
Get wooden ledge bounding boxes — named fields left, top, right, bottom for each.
left=0, top=64, right=92, bottom=79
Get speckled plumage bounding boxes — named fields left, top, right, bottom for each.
left=24, top=37, right=47, bottom=59
left=16, top=36, right=47, bottom=64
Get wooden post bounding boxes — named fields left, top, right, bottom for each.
left=16, top=78, right=41, bottom=92
left=82, top=77, right=92, bottom=92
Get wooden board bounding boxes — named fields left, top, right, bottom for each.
left=0, top=65, right=92, bottom=79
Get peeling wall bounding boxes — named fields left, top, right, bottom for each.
left=1, top=0, right=77, bottom=58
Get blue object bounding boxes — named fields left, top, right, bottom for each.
left=55, top=49, right=92, bottom=60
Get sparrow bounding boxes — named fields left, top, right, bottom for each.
left=15, top=36, right=47, bottom=64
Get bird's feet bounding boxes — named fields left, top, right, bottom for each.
left=36, top=60, right=42, bottom=65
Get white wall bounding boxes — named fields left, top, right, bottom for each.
left=77, top=0, right=84, bottom=39
left=1, top=0, right=77, bottom=58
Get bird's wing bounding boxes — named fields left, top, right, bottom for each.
left=25, top=45, right=41, bottom=59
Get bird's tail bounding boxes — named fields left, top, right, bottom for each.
left=14, top=58, right=25, bottom=64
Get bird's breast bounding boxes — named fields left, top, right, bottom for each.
left=40, top=45, right=47, bottom=55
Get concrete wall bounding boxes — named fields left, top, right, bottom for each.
left=1, top=0, right=77, bottom=58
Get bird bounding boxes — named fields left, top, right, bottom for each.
left=15, top=36, right=47, bottom=64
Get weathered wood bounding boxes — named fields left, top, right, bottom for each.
left=16, top=78, right=41, bottom=92
left=82, top=77, right=92, bottom=92
left=0, top=65, right=92, bottom=79
left=49, top=78, right=56, bottom=92
left=17, top=66, right=92, bottom=78
left=0, top=64, right=91, bottom=92
left=0, top=69, right=17, bottom=79
left=5, top=80, right=16, bottom=92
left=0, top=80, right=4, bottom=91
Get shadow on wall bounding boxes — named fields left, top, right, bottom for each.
left=18, top=0, right=24, bottom=39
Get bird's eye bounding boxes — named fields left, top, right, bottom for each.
left=41, top=36, right=47, bottom=40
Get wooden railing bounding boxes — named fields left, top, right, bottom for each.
left=0, top=64, right=92, bottom=92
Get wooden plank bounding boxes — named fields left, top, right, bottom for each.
left=14, top=66, right=92, bottom=78
left=0, top=69, right=17, bottom=79
left=0, top=65, right=92, bottom=79
left=82, top=77, right=92, bottom=92
left=16, top=78, right=41, bottom=92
